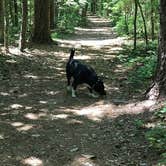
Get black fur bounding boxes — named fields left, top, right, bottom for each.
left=66, top=48, right=106, bottom=97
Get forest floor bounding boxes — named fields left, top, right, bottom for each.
left=0, top=15, right=165, bottom=166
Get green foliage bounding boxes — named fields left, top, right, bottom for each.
left=146, top=106, right=166, bottom=165
left=57, top=0, right=88, bottom=33
left=115, top=16, right=133, bottom=36
left=134, top=119, right=144, bottom=129
left=109, top=0, right=159, bottom=39
left=117, top=41, right=157, bottom=90
left=155, top=107, right=166, bottom=120
left=146, top=127, right=166, bottom=150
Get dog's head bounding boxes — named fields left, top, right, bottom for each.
left=93, top=79, right=106, bottom=96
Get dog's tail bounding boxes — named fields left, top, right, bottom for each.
left=69, top=48, right=75, bottom=61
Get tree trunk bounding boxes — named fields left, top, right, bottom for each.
left=146, top=0, right=166, bottom=99
left=54, top=0, right=58, bottom=28
left=134, top=0, right=138, bottom=50
left=9, top=0, right=15, bottom=26
left=19, top=0, right=28, bottom=52
left=81, top=3, right=88, bottom=26
left=32, top=0, right=52, bottom=43
left=14, top=0, right=18, bottom=27
left=137, top=0, right=148, bottom=48
left=124, top=11, right=129, bottom=35
left=4, top=0, right=9, bottom=52
left=50, top=0, right=55, bottom=29
left=0, top=0, right=4, bottom=43
left=91, top=0, right=97, bottom=14
left=150, top=0, right=155, bottom=41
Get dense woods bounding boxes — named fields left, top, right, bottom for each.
left=0, top=0, right=166, bottom=165
left=0, top=0, right=159, bottom=46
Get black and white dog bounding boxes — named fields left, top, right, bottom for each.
left=66, top=48, right=106, bottom=98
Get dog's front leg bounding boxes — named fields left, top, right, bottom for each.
left=87, top=87, right=99, bottom=98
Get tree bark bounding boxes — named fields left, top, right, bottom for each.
left=54, top=0, right=58, bottom=28
left=150, top=0, right=155, bottom=41
left=19, top=0, right=28, bottom=52
left=0, top=0, right=4, bottom=43
left=133, top=0, right=138, bottom=50
left=91, top=0, right=97, bottom=14
left=147, top=0, right=166, bottom=99
left=81, top=3, right=88, bottom=26
left=50, top=0, right=55, bottom=29
left=32, top=0, right=52, bottom=43
left=137, top=0, right=148, bottom=48
left=14, top=0, right=18, bottom=26
left=4, top=0, right=9, bottom=52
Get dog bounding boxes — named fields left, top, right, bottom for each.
left=66, top=48, right=106, bottom=98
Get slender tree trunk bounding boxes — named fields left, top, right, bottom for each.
left=19, top=0, right=28, bottom=52
left=14, top=0, right=18, bottom=26
left=134, top=0, right=138, bottom=50
left=54, top=0, right=58, bottom=28
left=4, top=0, right=9, bottom=52
left=29, top=0, right=32, bottom=26
left=0, top=0, right=4, bottom=43
left=81, top=3, right=88, bottom=26
left=32, top=0, right=52, bottom=43
left=150, top=0, right=155, bottom=41
left=91, top=0, right=97, bottom=14
left=124, top=11, right=129, bottom=35
left=9, top=0, right=14, bottom=26
left=137, top=0, right=148, bottom=48
left=146, top=0, right=166, bottom=99
left=50, top=0, right=55, bottom=29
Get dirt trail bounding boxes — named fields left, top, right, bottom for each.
left=0, top=15, right=158, bottom=166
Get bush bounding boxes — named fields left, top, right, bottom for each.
left=117, top=42, right=157, bottom=90
left=146, top=106, right=166, bottom=165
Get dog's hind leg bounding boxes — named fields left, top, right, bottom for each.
left=71, top=80, right=78, bottom=98
left=66, top=74, right=72, bottom=91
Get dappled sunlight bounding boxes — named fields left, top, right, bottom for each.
left=11, top=122, right=24, bottom=127
left=8, top=47, right=20, bottom=55
left=73, top=55, right=92, bottom=60
left=57, top=37, right=127, bottom=49
left=24, top=74, right=39, bottom=79
left=17, top=124, right=35, bottom=132
left=67, top=118, right=83, bottom=125
left=0, top=134, right=5, bottom=140
left=75, top=27, right=111, bottom=32
left=24, top=113, right=47, bottom=120
left=63, top=101, right=114, bottom=121
left=21, top=157, right=43, bottom=166
left=60, top=100, right=156, bottom=121
left=10, top=104, right=23, bottom=109
left=144, top=122, right=156, bottom=129
left=69, top=155, right=97, bottom=166
left=0, top=92, right=10, bottom=96
left=50, top=113, right=69, bottom=120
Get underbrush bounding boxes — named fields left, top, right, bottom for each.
left=117, top=41, right=157, bottom=93
left=146, top=106, right=166, bottom=165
